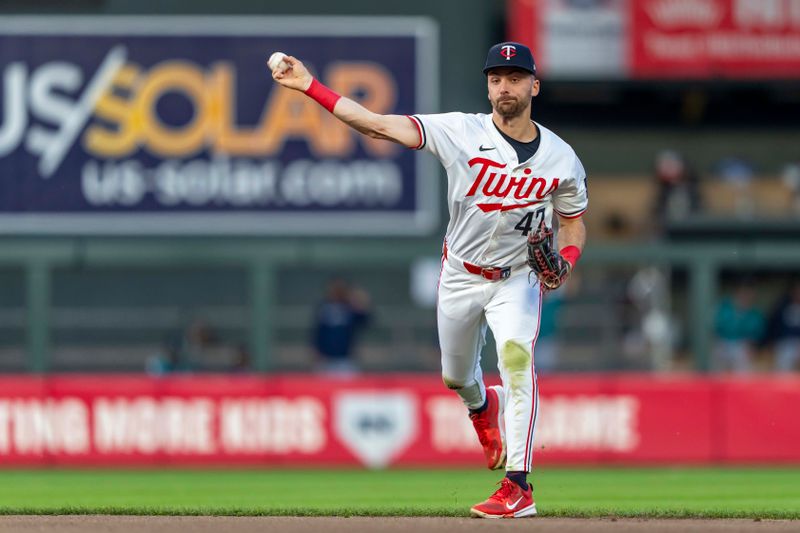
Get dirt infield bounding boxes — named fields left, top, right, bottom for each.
left=0, top=516, right=796, bottom=533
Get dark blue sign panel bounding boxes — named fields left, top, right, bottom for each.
left=0, top=17, right=439, bottom=235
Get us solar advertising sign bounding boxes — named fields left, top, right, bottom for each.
left=0, top=17, right=439, bottom=235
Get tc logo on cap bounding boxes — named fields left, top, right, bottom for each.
left=500, top=45, right=517, bottom=60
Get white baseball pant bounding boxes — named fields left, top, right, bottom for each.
left=437, top=250, right=542, bottom=472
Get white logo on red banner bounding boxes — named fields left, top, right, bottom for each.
left=219, top=397, right=326, bottom=454
left=0, top=398, right=90, bottom=455
left=425, top=394, right=640, bottom=454
left=334, top=392, right=417, bottom=468
left=537, top=395, right=640, bottom=451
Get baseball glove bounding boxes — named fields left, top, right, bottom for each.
left=526, top=220, right=571, bottom=291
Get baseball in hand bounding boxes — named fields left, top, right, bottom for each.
left=268, top=52, right=288, bottom=73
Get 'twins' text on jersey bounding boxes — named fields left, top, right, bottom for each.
left=407, top=113, right=588, bottom=267
left=466, top=157, right=558, bottom=213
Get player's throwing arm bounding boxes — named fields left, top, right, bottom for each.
left=269, top=52, right=421, bottom=149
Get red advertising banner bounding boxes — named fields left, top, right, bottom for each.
left=0, top=374, right=798, bottom=467
left=632, top=0, right=800, bottom=78
left=508, top=0, right=800, bottom=79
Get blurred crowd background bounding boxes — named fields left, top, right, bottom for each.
left=1, top=0, right=799, bottom=375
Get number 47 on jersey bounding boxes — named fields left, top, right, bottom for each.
left=514, top=207, right=545, bottom=236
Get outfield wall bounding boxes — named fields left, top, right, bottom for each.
left=0, top=374, right=798, bottom=467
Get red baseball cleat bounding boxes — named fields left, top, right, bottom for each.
left=470, top=477, right=537, bottom=518
left=469, top=385, right=506, bottom=470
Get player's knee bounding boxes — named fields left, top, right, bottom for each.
left=441, top=374, right=466, bottom=390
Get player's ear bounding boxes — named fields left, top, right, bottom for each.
left=531, top=77, right=540, bottom=98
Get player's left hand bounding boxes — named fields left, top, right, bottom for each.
left=526, top=221, right=571, bottom=291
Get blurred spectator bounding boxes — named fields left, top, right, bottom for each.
left=231, top=343, right=252, bottom=373
left=146, top=342, right=182, bottom=375
left=653, top=150, right=703, bottom=234
left=625, top=267, right=675, bottom=371
left=713, top=283, right=765, bottom=373
left=781, top=162, right=800, bottom=215
left=312, top=278, right=371, bottom=375
left=146, top=319, right=219, bottom=375
left=764, top=281, right=800, bottom=372
left=714, top=156, right=756, bottom=217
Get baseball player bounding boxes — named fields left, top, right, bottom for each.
left=270, top=42, right=587, bottom=518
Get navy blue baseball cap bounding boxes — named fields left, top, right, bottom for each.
left=483, top=42, right=536, bottom=75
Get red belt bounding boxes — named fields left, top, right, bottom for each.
left=443, top=242, right=512, bottom=282
left=463, top=262, right=512, bottom=281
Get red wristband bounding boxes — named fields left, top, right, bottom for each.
left=560, top=246, right=582, bottom=269
left=304, top=78, right=341, bottom=113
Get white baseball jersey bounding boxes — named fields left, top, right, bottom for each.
left=407, top=112, right=587, bottom=267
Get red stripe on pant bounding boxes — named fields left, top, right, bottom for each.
left=526, top=368, right=540, bottom=471
left=523, top=285, right=543, bottom=471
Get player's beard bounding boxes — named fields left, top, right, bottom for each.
left=492, top=96, right=529, bottom=119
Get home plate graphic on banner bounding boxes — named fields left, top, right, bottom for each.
left=333, top=392, right=418, bottom=468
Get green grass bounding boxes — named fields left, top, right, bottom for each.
left=0, top=467, right=798, bottom=518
